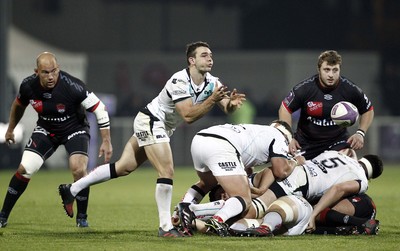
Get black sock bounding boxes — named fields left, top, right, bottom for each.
left=0, top=173, right=30, bottom=218
left=325, top=210, right=366, bottom=226
left=76, top=187, right=90, bottom=217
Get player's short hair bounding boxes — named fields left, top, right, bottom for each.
left=186, top=41, right=210, bottom=65
left=318, top=50, right=342, bottom=69
left=359, top=154, right=383, bottom=179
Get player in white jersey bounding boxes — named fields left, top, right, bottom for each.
left=58, top=41, right=245, bottom=237
left=241, top=150, right=383, bottom=236
left=175, top=120, right=303, bottom=236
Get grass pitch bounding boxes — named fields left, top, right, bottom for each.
left=0, top=165, right=399, bottom=251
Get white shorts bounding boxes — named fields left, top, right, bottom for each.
left=191, top=134, right=246, bottom=176
left=283, top=195, right=313, bottom=236
left=133, top=111, right=173, bottom=147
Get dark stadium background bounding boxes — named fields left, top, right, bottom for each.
left=1, top=0, right=399, bottom=167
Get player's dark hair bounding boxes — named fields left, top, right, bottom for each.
left=186, top=41, right=210, bottom=65
left=318, top=50, right=342, bottom=69
left=362, top=154, right=384, bottom=179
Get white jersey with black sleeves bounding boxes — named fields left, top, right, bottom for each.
left=146, top=68, right=221, bottom=131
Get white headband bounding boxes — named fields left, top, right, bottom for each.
left=359, top=157, right=373, bottom=179
left=271, top=122, right=293, bottom=143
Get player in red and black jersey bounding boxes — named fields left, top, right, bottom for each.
left=279, top=50, right=374, bottom=160
left=0, top=52, right=113, bottom=228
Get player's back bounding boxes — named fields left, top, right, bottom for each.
left=304, top=150, right=368, bottom=200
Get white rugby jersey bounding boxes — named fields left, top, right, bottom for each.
left=146, top=68, right=221, bottom=131
left=197, top=124, right=291, bottom=168
left=277, top=150, right=369, bottom=201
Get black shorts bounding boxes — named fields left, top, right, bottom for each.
left=345, top=193, right=376, bottom=219
left=25, top=126, right=90, bottom=160
left=295, top=134, right=350, bottom=160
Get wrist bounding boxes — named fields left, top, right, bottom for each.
left=356, top=129, right=365, bottom=137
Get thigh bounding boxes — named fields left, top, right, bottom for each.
left=64, top=132, right=90, bottom=156
left=216, top=175, right=250, bottom=199
left=144, top=142, right=174, bottom=178
left=116, top=136, right=147, bottom=174
left=25, top=127, right=58, bottom=160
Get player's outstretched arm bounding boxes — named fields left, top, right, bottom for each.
left=306, top=180, right=360, bottom=232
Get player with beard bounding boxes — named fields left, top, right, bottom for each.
left=279, top=50, right=374, bottom=160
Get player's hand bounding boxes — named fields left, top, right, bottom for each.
left=305, top=217, right=316, bottom=234
left=347, top=133, right=364, bottom=150
left=289, top=139, right=301, bottom=156
left=211, top=85, right=230, bottom=103
left=5, top=131, right=15, bottom=145
left=228, top=88, right=246, bottom=108
left=99, top=140, right=113, bottom=163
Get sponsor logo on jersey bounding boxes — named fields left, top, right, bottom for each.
left=218, top=161, right=237, bottom=171
left=306, top=101, right=323, bottom=116
left=172, top=90, right=187, bottom=95
left=41, top=115, right=71, bottom=122
left=56, top=103, right=66, bottom=113
left=30, top=99, right=43, bottom=113
left=307, top=117, right=336, bottom=126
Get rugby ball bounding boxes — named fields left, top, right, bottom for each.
left=330, top=101, right=359, bottom=127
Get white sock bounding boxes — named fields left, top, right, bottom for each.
left=70, top=163, right=111, bottom=196
left=189, top=200, right=225, bottom=220
left=156, top=182, right=173, bottom=231
left=262, top=211, right=283, bottom=231
left=215, top=197, right=244, bottom=222
left=181, top=186, right=204, bottom=204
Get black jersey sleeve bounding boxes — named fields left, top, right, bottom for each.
left=340, top=77, right=373, bottom=115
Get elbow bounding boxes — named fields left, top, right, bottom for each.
left=183, top=116, right=196, bottom=124
left=272, top=168, right=288, bottom=181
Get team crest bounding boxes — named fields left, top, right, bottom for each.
left=56, top=103, right=66, bottom=113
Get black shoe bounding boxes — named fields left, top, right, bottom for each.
left=158, top=227, right=185, bottom=237
left=359, top=219, right=380, bottom=235
left=335, top=225, right=358, bottom=235
left=205, top=218, right=230, bottom=237
left=240, top=225, right=273, bottom=237
left=0, top=216, right=8, bottom=228
left=76, top=213, right=89, bottom=227
left=58, top=184, right=75, bottom=218
left=178, top=202, right=195, bottom=236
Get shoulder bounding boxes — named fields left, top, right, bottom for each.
left=21, top=74, right=37, bottom=85
left=59, top=71, right=84, bottom=84
left=339, top=76, right=363, bottom=93
left=59, top=71, right=87, bottom=91
left=205, top=72, right=219, bottom=82
left=19, top=74, right=38, bottom=91
left=292, top=74, right=318, bottom=91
